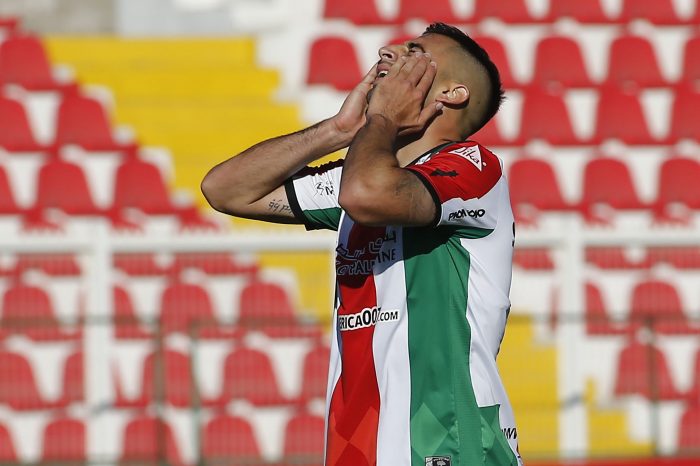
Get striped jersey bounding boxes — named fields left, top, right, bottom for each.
left=285, top=141, right=523, bottom=466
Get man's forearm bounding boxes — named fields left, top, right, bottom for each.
left=201, top=118, right=349, bottom=214
left=341, top=115, right=401, bottom=200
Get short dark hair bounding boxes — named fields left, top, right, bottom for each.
left=423, top=22, right=505, bottom=134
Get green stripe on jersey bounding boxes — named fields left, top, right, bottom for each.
left=480, top=405, right=519, bottom=466
left=404, top=228, right=481, bottom=466
left=303, top=207, right=341, bottom=231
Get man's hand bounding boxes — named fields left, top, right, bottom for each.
left=329, top=65, right=378, bottom=146
left=366, top=53, right=442, bottom=135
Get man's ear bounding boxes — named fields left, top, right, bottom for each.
left=436, top=84, right=470, bottom=107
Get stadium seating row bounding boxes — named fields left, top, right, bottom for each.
left=7, top=83, right=700, bottom=148
left=1, top=152, right=698, bottom=226
left=0, top=343, right=328, bottom=410
left=0, top=280, right=320, bottom=341
left=3, top=333, right=700, bottom=408
left=308, top=33, right=700, bottom=91
left=508, top=155, right=700, bottom=223
left=0, top=412, right=324, bottom=464
left=323, top=0, right=700, bottom=25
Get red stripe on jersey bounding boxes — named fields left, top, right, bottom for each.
left=407, top=142, right=502, bottom=203
left=328, top=223, right=385, bottom=466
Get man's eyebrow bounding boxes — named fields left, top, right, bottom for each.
left=406, top=42, right=425, bottom=52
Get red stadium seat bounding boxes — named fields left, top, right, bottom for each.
left=546, top=0, right=610, bottom=22
left=41, top=417, right=86, bottom=462
left=16, top=253, right=81, bottom=276
left=58, top=351, right=83, bottom=407
left=585, top=282, right=626, bottom=335
left=518, top=86, right=579, bottom=145
left=508, top=158, right=569, bottom=220
left=580, top=157, right=645, bottom=221
left=613, top=337, right=680, bottom=400
left=678, top=403, right=700, bottom=452
left=646, top=247, right=700, bottom=269
left=681, top=35, right=700, bottom=84
left=617, top=0, right=680, bottom=24
left=34, top=157, right=100, bottom=215
left=472, top=0, right=534, bottom=23
left=0, top=94, right=45, bottom=151
left=238, top=281, right=320, bottom=338
left=667, top=84, right=700, bottom=142
left=532, top=36, right=593, bottom=87
left=119, top=416, right=187, bottom=466
left=1, top=282, right=77, bottom=341
left=0, top=423, right=18, bottom=462
left=471, top=36, right=517, bottom=89
left=513, top=248, right=555, bottom=270
left=114, top=286, right=151, bottom=339
left=470, top=118, right=509, bottom=146
left=395, top=0, right=461, bottom=24
left=323, top=0, right=385, bottom=24
left=586, top=247, right=648, bottom=269
left=307, top=37, right=363, bottom=91
left=299, top=343, right=331, bottom=401
left=282, top=412, right=325, bottom=466
left=114, top=253, right=164, bottom=276
left=117, top=349, right=194, bottom=408
left=0, top=35, right=67, bottom=90
left=55, top=92, right=128, bottom=151
left=629, top=279, right=697, bottom=334
left=654, top=157, right=700, bottom=222
left=172, top=252, right=257, bottom=276
left=0, top=350, right=47, bottom=410
left=593, top=85, right=653, bottom=144
left=0, top=164, right=20, bottom=214
left=202, top=415, right=263, bottom=463
left=605, top=35, right=666, bottom=87
left=113, top=155, right=176, bottom=215
left=686, top=349, right=700, bottom=399
left=216, top=347, right=287, bottom=406
left=160, top=281, right=229, bottom=338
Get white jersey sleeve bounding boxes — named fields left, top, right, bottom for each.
left=284, top=159, right=344, bottom=231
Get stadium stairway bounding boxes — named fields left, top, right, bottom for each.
left=499, top=316, right=653, bottom=458
left=43, top=37, right=303, bottom=221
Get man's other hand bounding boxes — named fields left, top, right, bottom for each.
left=366, top=53, right=443, bottom=135
left=330, top=65, right=378, bottom=146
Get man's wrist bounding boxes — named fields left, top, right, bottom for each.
left=366, top=113, right=400, bottom=134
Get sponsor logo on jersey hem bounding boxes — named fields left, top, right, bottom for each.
left=448, top=208, right=485, bottom=221
left=425, top=456, right=451, bottom=466
left=338, top=306, right=399, bottom=331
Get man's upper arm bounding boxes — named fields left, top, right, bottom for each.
left=405, top=142, right=503, bottom=230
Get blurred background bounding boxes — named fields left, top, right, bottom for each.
left=0, top=0, right=699, bottom=465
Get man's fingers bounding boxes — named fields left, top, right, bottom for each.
left=405, top=53, right=431, bottom=85
left=416, top=60, right=437, bottom=95
left=359, top=64, right=379, bottom=86
left=416, top=101, right=444, bottom=128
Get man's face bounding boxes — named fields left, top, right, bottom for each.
left=368, top=33, right=455, bottom=104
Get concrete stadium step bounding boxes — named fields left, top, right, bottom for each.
left=44, top=36, right=303, bottom=209
left=45, top=38, right=256, bottom=67
left=499, top=316, right=559, bottom=456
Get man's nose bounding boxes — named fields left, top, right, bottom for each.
left=378, top=44, right=407, bottom=62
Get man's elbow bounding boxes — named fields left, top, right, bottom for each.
left=201, top=171, right=233, bottom=214
left=338, top=185, right=382, bottom=225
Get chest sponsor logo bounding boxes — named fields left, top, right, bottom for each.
left=425, top=456, right=451, bottom=466
left=336, top=230, right=397, bottom=276
left=448, top=208, right=485, bottom=221
left=338, top=306, right=399, bottom=331
left=449, top=146, right=483, bottom=171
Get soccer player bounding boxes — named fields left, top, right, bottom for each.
left=202, top=22, right=523, bottom=466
